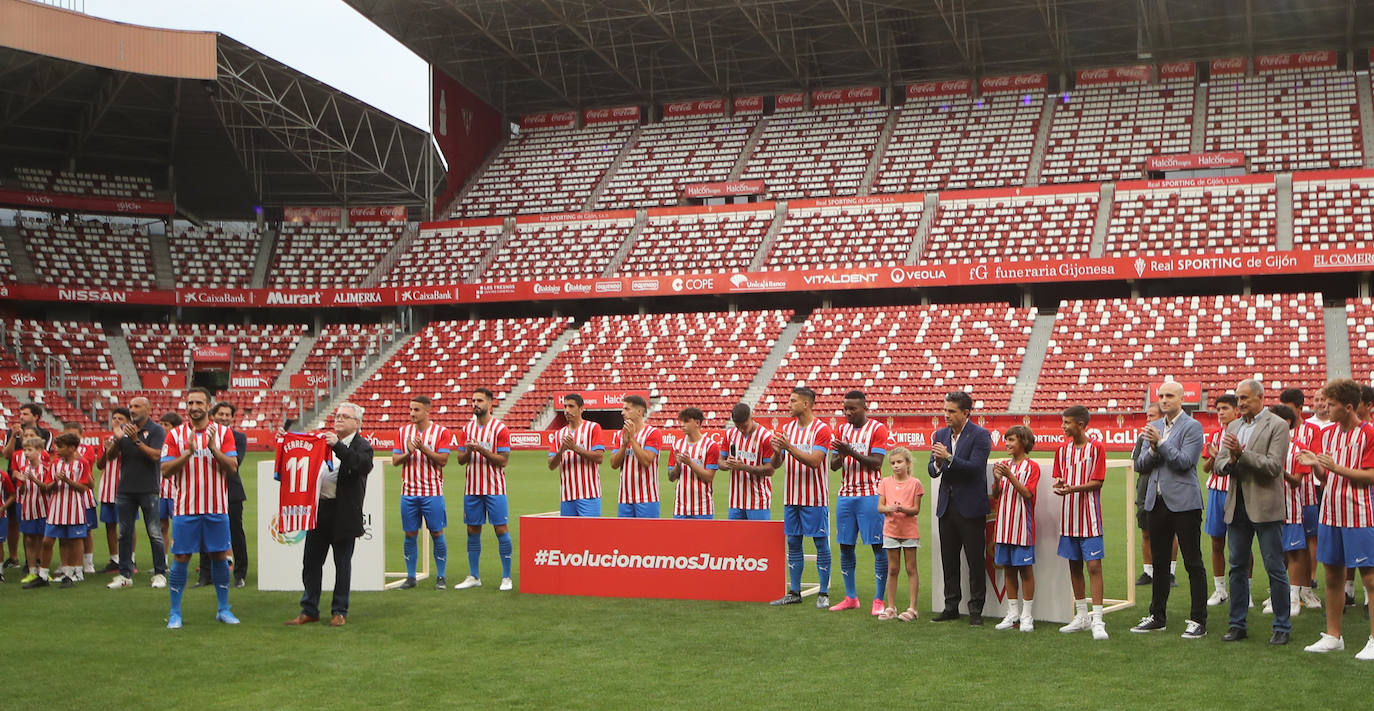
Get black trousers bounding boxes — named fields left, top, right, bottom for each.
left=1146, top=501, right=1208, bottom=624
left=199, top=500, right=247, bottom=582
left=938, top=511, right=986, bottom=615
left=300, top=530, right=356, bottom=619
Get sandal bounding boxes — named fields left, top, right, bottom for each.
left=898, top=608, right=919, bottom=622
left=877, top=607, right=898, bottom=621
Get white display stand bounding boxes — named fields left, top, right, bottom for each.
left=256, top=458, right=387, bottom=592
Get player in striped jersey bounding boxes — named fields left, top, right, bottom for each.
left=993, top=426, right=1040, bottom=632
left=160, top=388, right=240, bottom=628
left=1056, top=405, right=1110, bottom=640
left=454, top=388, right=513, bottom=592
left=96, top=408, right=133, bottom=574
left=548, top=393, right=605, bottom=516
left=609, top=395, right=663, bottom=518
left=722, top=403, right=774, bottom=524
left=1280, top=387, right=1325, bottom=608
left=1270, top=405, right=1310, bottom=619
left=3, top=404, right=49, bottom=570
left=1202, top=394, right=1240, bottom=606
left=63, top=421, right=100, bottom=575
left=391, top=395, right=453, bottom=590
left=668, top=407, right=718, bottom=519
left=37, top=433, right=92, bottom=588
left=1298, top=379, right=1374, bottom=658
left=158, top=412, right=182, bottom=554
left=828, top=391, right=889, bottom=615
left=14, top=431, right=50, bottom=586
left=769, top=387, right=833, bottom=608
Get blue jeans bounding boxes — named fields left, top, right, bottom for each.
left=1228, top=514, right=1290, bottom=634
left=116, top=491, right=167, bottom=577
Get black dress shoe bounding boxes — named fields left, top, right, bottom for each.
left=968, top=614, right=983, bottom=626
left=1135, top=572, right=1153, bottom=586
left=1170, top=574, right=1178, bottom=588
left=1221, top=627, right=1248, bottom=642
left=1268, top=631, right=1290, bottom=645
left=932, top=609, right=960, bottom=622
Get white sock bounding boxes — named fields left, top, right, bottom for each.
left=1007, top=600, right=1021, bottom=618
left=1214, top=576, right=1226, bottom=591
left=38, top=567, right=49, bottom=580
left=1347, top=581, right=1356, bottom=596
left=1092, top=604, right=1104, bottom=623
left=83, top=553, right=93, bottom=567
left=1022, top=599, right=1035, bottom=620
left=1075, top=598, right=1089, bottom=617
left=1143, top=564, right=1154, bottom=576
left=1170, top=561, right=1177, bottom=574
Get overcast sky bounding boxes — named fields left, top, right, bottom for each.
left=81, top=0, right=429, bottom=129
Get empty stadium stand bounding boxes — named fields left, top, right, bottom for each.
left=761, top=199, right=921, bottom=271
left=874, top=93, right=1040, bottom=194
left=1104, top=178, right=1276, bottom=255
left=6, top=319, right=114, bottom=375
left=19, top=218, right=157, bottom=289
left=758, top=304, right=1034, bottom=417
left=1347, top=297, right=1374, bottom=384
left=482, top=215, right=633, bottom=281
left=923, top=188, right=1099, bottom=262
left=381, top=219, right=503, bottom=286
left=169, top=225, right=261, bottom=288
left=456, top=123, right=637, bottom=217
left=1032, top=293, right=1326, bottom=410
left=1040, top=79, right=1195, bottom=183
left=596, top=114, right=759, bottom=209
left=13, top=166, right=156, bottom=199
left=122, top=322, right=306, bottom=379
left=618, top=208, right=774, bottom=276
left=270, top=224, right=403, bottom=289
left=740, top=106, right=887, bottom=199
left=1292, top=173, right=1374, bottom=250
left=508, top=310, right=791, bottom=428
left=297, top=322, right=403, bottom=383
left=1204, top=67, right=1364, bottom=173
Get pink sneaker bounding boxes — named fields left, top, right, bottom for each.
left=828, top=596, right=860, bottom=611
left=871, top=599, right=886, bottom=616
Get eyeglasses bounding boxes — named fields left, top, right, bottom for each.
left=334, top=413, right=358, bottom=420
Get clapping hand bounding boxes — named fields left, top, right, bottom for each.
left=993, top=461, right=1010, bottom=480
left=1052, top=478, right=1069, bottom=496
left=560, top=434, right=576, bottom=452
left=407, top=435, right=422, bottom=452
left=1296, top=450, right=1320, bottom=468
left=121, top=423, right=138, bottom=439
left=769, top=432, right=788, bottom=452
left=1222, top=432, right=1243, bottom=457
left=931, top=442, right=950, bottom=461
left=1143, top=426, right=1163, bottom=445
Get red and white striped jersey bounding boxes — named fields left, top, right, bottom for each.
left=460, top=417, right=511, bottom=496
left=1282, top=433, right=1310, bottom=525
left=1293, top=421, right=1322, bottom=505
left=673, top=434, right=719, bottom=517
left=724, top=424, right=774, bottom=510
left=15, top=451, right=51, bottom=520
left=77, top=444, right=99, bottom=511
left=161, top=422, right=237, bottom=516
left=46, top=457, right=91, bottom=526
left=97, top=450, right=121, bottom=504
left=550, top=420, right=605, bottom=502
left=1053, top=439, right=1107, bottom=537
left=781, top=418, right=832, bottom=507
left=836, top=420, right=890, bottom=498
left=614, top=424, right=663, bottom=504
left=1202, top=429, right=1229, bottom=492
left=393, top=423, right=454, bottom=497
left=1316, top=422, right=1374, bottom=528
left=994, top=458, right=1041, bottom=547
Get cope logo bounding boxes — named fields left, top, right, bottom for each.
left=671, top=277, right=715, bottom=292
left=269, top=514, right=306, bottom=546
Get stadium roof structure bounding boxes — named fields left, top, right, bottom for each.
left=350, top=0, right=1374, bottom=117
left=0, top=0, right=440, bottom=219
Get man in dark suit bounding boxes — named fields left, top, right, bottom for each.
left=287, top=402, right=374, bottom=627
left=929, top=391, right=992, bottom=625
left=199, top=402, right=250, bottom=588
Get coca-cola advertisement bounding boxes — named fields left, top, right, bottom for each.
left=1144, top=152, right=1247, bottom=171
left=810, top=86, right=880, bottom=107
left=583, top=105, right=641, bottom=125
left=347, top=205, right=407, bottom=223
left=775, top=92, right=805, bottom=111
left=283, top=206, right=342, bottom=225
left=1075, top=65, right=1152, bottom=86
left=519, top=111, right=577, bottom=131
left=1209, top=57, right=1247, bottom=76
left=978, top=72, right=1048, bottom=94
left=1253, top=51, right=1337, bottom=74
left=1158, top=61, right=1196, bottom=80
left=662, top=99, right=726, bottom=119
left=905, top=80, right=973, bottom=100
left=732, top=96, right=763, bottom=114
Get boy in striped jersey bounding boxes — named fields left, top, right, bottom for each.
left=548, top=393, right=605, bottom=516
left=993, top=426, right=1040, bottom=632
left=723, top=403, right=775, bottom=525
left=96, top=408, right=133, bottom=574
left=39, top=433, right=91, bottom=588
left=770, top=387, right=833, bottom=608
left=455, top=388, right=513, bottom=591
left=1270, top=405, right=1310, bottom=618
left=1281, top=387, right=1325, bottom=608
left=63, top=422, right=99, bottom=574
left=160, top=388, right=240, bottom=627
left=1298, top=379, right=1374, bottom=658
left=1055, top=405, right=1110, bottom=640
left=829, top=391, right=889, bottom=615
left=14, top=430, right=50, bottom=586
left=392, top=395, right=453, bottom=590
left=610, top=395, right=663, bottom=518
left=1202, top=394, right=1239, bottom=605
left=668, top=407, right=718, bottom=520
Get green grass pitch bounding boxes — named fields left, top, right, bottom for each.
left=2, top=450, right=1369, bottom=708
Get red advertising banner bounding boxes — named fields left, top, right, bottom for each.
left=346, top=205, right=407, bottom=223
left=1, top=283, right=174, bottom=305
left=519, top=111, right=577, bottom=131
left=789, top=193, right=925, bottom=210
left=1210, top=57, right=1247, bottom=76
left=0, top=369, right=43, bottom=388
left=648, top=201, right=776, bottom=219
left=775, top=91, right=805, bottom=111
left=0, top=188, right=174, bottom=216
left=417, top=217, right=505, bottom=232
left=1158, top=61, right=1196, bottom=80
left=194, top=346, right=232, bottom=362
left=288, top=373, right=331, bottom=389
left=1120, top=173, right=1274, bottom=191
left=811, top=86, right=881, bottom=108
left=1075, top=65, right=1152, bottom=86
left=516, top=209, right=636, bottom=225
left=68, top=373, right=121, bottom=389
left=432, top=66, right=503, bottom=212
left=519, top=515, right=785, bottom=602
left=906, top=79, right=973, bottom=100
left=141, top=372, right=186, bottom=389
left=680, top=180, right=766, bottom=199
left=583, top=106, right=641, bottom=125
left=1144, top=152, right=1247, bottom=171
left=1254, top=51, right=1337, bottom=73
left=979, top=72, right=1048, bottom=94
left=283, top=206, right=342, bottom=225
left=578, top=390, right=650, bottom=409
left=1149, top=381, right=1203, bottom=404
left=732, top=96, right=763, bottom=114
left=662, top=98, right=726, bottom=119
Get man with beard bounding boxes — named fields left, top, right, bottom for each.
left=455, top=388, right=513, bottom=592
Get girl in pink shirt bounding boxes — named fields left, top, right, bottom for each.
left=876, top=446, right=924, bottom=621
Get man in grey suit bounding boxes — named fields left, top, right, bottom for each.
left=1212, top=379, right=1293, bottom=645
left=1131, top=382, right=1209, bottom=638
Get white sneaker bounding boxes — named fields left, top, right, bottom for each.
left=1262, top=597, right=1273, bottom=614
left=1301, top=588, right=1323, bottom=609
left=150, top=574, right=167, bottom=589
left=1091, top=620, right=1109, bottom=640
left=83, top=563, right=95, bottom=574
left=995, top=611, right=1019, bottom=630
left=1289, top=593, right=1301, bottom=618
left=1356, top=636, right=1374, bottom=661
left=454, top=575, right=482, bottom=590
left=1059, top=615, right=1089, bottom=633
left=107, top=575, right=132, bottom=589
left=1304, top=633, right=1345, bottom=653
left=72, top=570, right=85, bottom=582
left=1249, top=594, right=1255, bottom=608
left=1019, top=616, right=1035, bottom=632
left=499, top=577, right=513, bottom=591
left=1206, top=590, right=1228, bottom=606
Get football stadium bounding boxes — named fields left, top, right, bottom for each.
left=2, top=0, right=1374, bottom=706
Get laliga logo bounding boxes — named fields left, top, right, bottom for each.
left=269, top=514, right=306, bottom=546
